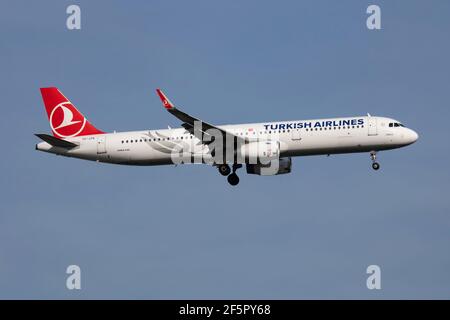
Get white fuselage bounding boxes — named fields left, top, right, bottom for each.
left=36, top=116, right=418, bottom=166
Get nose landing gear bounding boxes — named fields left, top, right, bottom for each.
left=370, top=151, right=380, bottom=170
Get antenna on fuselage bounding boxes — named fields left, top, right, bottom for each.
left=367, top=113, right=371, bottom=117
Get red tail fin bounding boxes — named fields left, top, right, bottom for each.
left=40, top=87, right=104, bottom=138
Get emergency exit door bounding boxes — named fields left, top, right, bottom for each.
left=291, top=129, right=301, bottom=140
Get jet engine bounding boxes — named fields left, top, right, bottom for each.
left=246, top=157, right=292, bottom=176
left=240, top=141, right=280, bottom=162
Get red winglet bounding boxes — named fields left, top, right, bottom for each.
left=156, top=89, right=174, bottom=109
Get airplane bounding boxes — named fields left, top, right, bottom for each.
left=35, top=87, right=418, bottom=186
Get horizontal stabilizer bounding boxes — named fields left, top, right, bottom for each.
left=35, top=133, right=78, bottom=149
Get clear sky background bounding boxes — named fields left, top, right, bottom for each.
left=0, top=0, right=449, bottom=299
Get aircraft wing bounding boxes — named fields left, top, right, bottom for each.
left=156, top=89, right=247, bottom=144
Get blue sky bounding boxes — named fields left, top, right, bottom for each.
left=0, top=0, right=449, bottom=299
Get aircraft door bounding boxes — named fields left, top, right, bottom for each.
left=97, top=135, right=107, bottom=154
left=368, top=117, right=378, bottom=136
left=291, top=129, right=301, bottom=141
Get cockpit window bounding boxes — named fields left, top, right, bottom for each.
left=389, top=122, right=405, bottom=128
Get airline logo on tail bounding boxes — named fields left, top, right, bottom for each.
left=50, top=102, right=86, bottom=137
left=40, top=87, right=104, bottom=138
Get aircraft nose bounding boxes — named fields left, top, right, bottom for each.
left=407, top=129, right=419, bottom=144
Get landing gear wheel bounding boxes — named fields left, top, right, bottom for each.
left=218, top=164, right=231, bottom=176
left=370, top=151, right=380, bottom=171
left=227, top=173, right=240, bottom=186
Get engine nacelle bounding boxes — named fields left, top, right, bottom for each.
left=240, top=141, right=280, bottom=163
left=246, top=157, right=292, bottom=176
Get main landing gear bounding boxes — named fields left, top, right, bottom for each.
left=227, top=173, right=239, bottom=186
left=218, top=164, right=231, bottom=176
left=218, top=164, right=242, bottom=186
left=370, top=151, right=380, bottom=171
